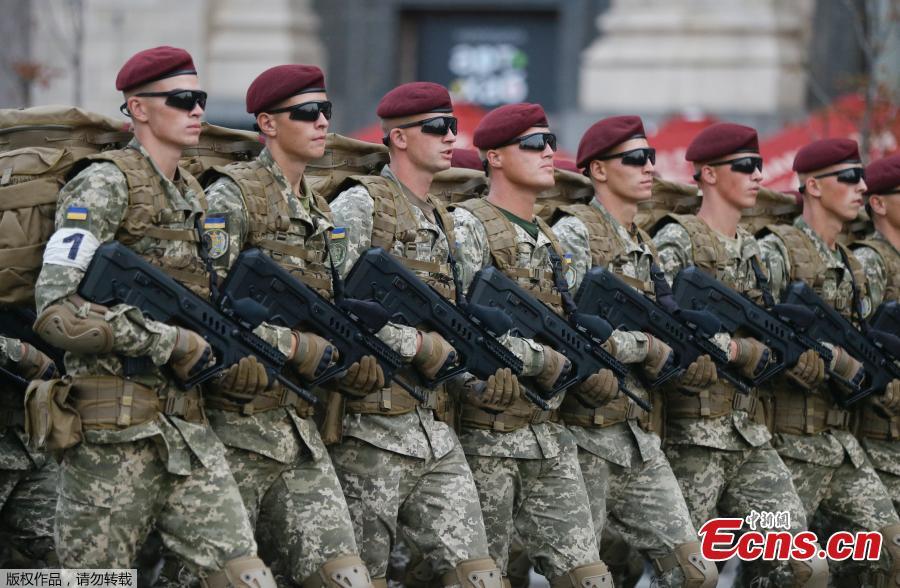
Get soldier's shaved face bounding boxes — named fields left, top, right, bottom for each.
left=601, top=137, right=654, bottom=202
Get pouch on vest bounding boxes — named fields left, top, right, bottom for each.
left=24, top=376, right=82, bottom=454
left=306, top=133, right=389, bottom=202
left=0, top=106, right=132, bottom=307
left=180, top=122, right=263, bottom=178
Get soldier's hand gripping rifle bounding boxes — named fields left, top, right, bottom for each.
left=672, top=266, right=854, bottom=393
left=467, top=266, right=650, bottom=412
left=218, top=248, right=411, bottom=397
left=782, top=282, right=900, bottom=405
left=342, top=248, right=530, bottom=403
left=575, top=266, right=754, bottom=393
left=1, top=306, right=65, bottom=389
left=77, top=241, right=317, bottom=405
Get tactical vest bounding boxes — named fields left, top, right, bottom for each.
left=658, top=213, right=769, bottom=305
left=71, top=148, right=210, bottom=298
left=207, top=160, right=334, bottom=295
left=851, top=238, right=900, bottom=303
left=348, top=175, right=458, bottom=299
left=557, top=203, right=657, bottom=295
left=759, top=224, right=867, bottom=318
left=453, top=198, right=567, bottom=314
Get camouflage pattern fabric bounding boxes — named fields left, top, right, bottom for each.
left=853, top=231, right=898, bottom=309
left=34, top=139, right=258, bottom=572
left=327, top=168, right=492, bottom=582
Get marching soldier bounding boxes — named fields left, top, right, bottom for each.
left=551, top=115, right=718, bottom=587
left=652, top=122, right=828, bottom=586
left=327, top=82, right=504, bottom=588
left=31, top=46, right=274, bottom=586
left=450, top=102, right=614, bottom=586
left=758, top=138, right=900, bottom=586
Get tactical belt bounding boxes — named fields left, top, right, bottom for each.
left=770, top=391, right=850, bottom=435
left=560, top=394, right=650, bottom=430
left=205, top=386, right=314, bottom=419
left=345, top=380, right=449, bottom=416
left=855, top=404, right=900, bottom=441
left=68, top=376, right=205, bottom=429
left=460, top=403, right=557, bottom=432
left=666, top=381, right=761, bottom=420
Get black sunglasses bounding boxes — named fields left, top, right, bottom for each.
left=707, top=156, right=763, bottom=174
left=394, top=115, right=458, bottom=136
left=121, top=89, right=208, bottom=116
left=266, top=100, right=333, bottom=121
left=497, top=132, right=558, bottom=152
left=799, top=166, right=865, bottom=193
left=597, top=147, right=656, bottom=167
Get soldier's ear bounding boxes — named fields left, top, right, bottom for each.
left=868, top=195, right=887, bottom=216
left=389, top=127, right=408, bottom=150
left=485, top=149, right=502, bottom=170
left=127, top=96, right=150, bottom=123
left=256, top=113, right=277, bottom=138
left=699, top=165, right=717, bottom=185
left=589, top=159, right=607, bottom=183
left=804, top=177, right=822, bottom=198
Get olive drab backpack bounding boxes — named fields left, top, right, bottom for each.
left=429, top=166, right=489, bottom=206
left=0, top=106, right=132, bottom=307
left=305, top=133, right=390, bottom=202
left=533, top=167, right=594, bottom=224
left=179, top=122, right=263, bottom=178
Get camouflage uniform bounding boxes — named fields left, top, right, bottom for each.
left=0, top=336, right=57, bottom=567
left=327, top=166, right=493, bottom=585
left=154, top=146, right=359, bottom=585
left=552, top=200, right=707, bottom=587
left=653, top=215, right=812, bottom=585
left=851, top=232, right=900, bottom=512
left=759, top=218, right=900, bottom=584
left=450, top=200, right=604, bottom=583
left=34, top=139, right=257, bottom=574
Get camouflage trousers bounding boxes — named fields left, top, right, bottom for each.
left=329, top=437, right=490, bottom=582
left=55, top=437, right=256, bottom=572
left=578, top=447, right=698, bottom=587
left=860, top=437, right=900, bottom=513
left=665, top=443, right=810, bottom=585
left=465, top=440, right=599, bottom=582
left=0, top=461, right=58, bottom=567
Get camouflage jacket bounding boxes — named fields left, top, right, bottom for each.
left=653, top=216, right=772, bottom=450
left=552, top=199, right=664, bottom=467
left=852, top=230, right=900, bottom=309
left=758, top=217, right=870, bottom=468
left=0, top=336, right=46, bottom=471
left=202, top=147, right=332, bottom=464
left=34, top=138, right=220, bottom=475
left=451, top=203, right=573, bottom=460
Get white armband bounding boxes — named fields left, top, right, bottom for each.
left=43, top=228, right=101, bottom=271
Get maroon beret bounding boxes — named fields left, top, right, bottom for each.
left=685, top=122, right=759, bottom=163
left=473, top=103, right=549, bottom=150
left=793, top=138, right=861, bottom=174
left=451, top=149, right=483, bottom=171
left=576, top=115, right=646, bottom=169
left=246, top=64, right=326, bottom=114
left=865, top=153, right=900, bottom=195
left=376, top=82, right=452, bottom=119
left=116, top=46, right=196, bottom=92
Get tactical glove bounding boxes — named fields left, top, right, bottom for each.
left=786, top=348, right=825, bottom=391
left=219, top=356, right=269, bottom=400
left=169, top=327, right=213, bottom=382
left=575, top=369, right=619, bottom=408
left=677, top=354, right=717, bottom=395
left=642, top=334, right=675, bottom=380
left=874, top=379, right=900, bottom=417
left=469, top=367, right=521, bottom=410
left=535, top=347, right=571, bottom=392
left=339, top=355, right=386, bottom=397
left=412, top=331, right=457, bottom=380
left=289, top=331, right=338, bottom=380
left=730, top=337, right=770, bottom=379
left=830, top=345, right=866, bottom=389
left=9, top=342, right=57, bottom=380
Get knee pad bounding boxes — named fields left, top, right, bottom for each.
left=549, top=561, right=613, bottom=588
left=653, top=542, right=717, bottom=588
left=201, top=556, right=276, bottom=588
left=788, top=553, right=828, bottom=588
left=371, top=579, right=388, bottom=588
left=34, top=297, right=113, bottom=354
left=301, top=554, right=373, bottom=587
left=440, top=558, right=503, bottom=588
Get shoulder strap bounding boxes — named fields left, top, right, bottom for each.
left=454, top=198, right=520, bottom=270
left=852, top=238, right=900, bottom=300
left=837, top=242, right=868, bottom=324
left=758, top=224, right=824, bottom=287
left=655, top=213, right=726, bottom=274
left=347, top=175, right=418, bottom=249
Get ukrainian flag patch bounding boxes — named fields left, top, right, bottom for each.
left=204, top=217, right=226, bottom=229
left=66, top=206, right=88, bottom=221
left=331, top=227, right=347, bottom=240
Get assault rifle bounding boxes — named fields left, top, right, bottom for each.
left=219, top=248, right=413, bottom=397
left=870, top=301, right=900, bottom=363
left=342, top=248, right=531, bottom=403
left=1, top=306, right=65, bottom=389
left=467, top=266, right=650, bottom=412
left=78, top=241, right=317, bottom=405
left=575, top=266, right=754, bottom=393
left=672, top=267, right=855, bottom=394
left=782, top=282, right=900, bottom=405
